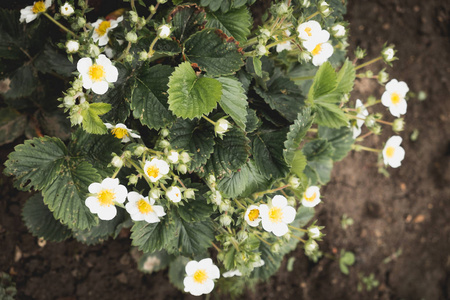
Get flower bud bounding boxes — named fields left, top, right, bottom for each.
left=276, top=3, right=289, bottom=16
left=288, top=176, right=300, bottom=188
left=177, top=164, right=187, bottom=174
left=237, top=230, right=248, bottom=242
left=377, top=70, right=389, bottom=84
left=392, top=118, right=405, bottom=132
left=128, top=174, right=139, bottom=185
left=308, top=226, right=321, bottom=239
left=79, top=101, right=90, bottom=111
left=180, top=152, right=191, bottom=164
left=382, top=46, right=395, bottom=62
left=160, top=128, right=170, bottom=137
left=256, top=44, right=267, bottom=56
left=271, top=243, right=281, bottom=253
left=122, top=150, right=132, bottom=159
left=77, top=17, right=86, bottom=28
left=129, top=11, right=139, bottom=23
left=88, top=44, right=100, bottom=57
left=61, top=3, right=75, bottom=16
left=319, top=1, right=331, bottom=17
left=167, top=150, right=179, bottom=164
left=134, top=145, right=146, bottom=156
left=63, top=95, right=75, bottom=107
left=184, top=188, right=195, bottom=199
left=125, top=53, right=134, bottom=63
left=149, top=5, right=156, bottom=14
left=287, top=196, right=296, bottom=206
left=158, top=24, right=171, bottom=39
left=260, top=28, right=271, bottom=39
left=157, top=0, right=168, bottom=3
left=215, top=118, right=230, bottom=135
left=219, top=214, right=232, bottom=227
left=150, top=188, right=161, bottom=199
left=219, top=200, right=231, bottom=212
left=65, top=40, right=79, bottom=53
left=354, top=46, right=366, bottom=59
left=371, top=124, right=382, bottom=135
left=126, top=31, right=138, bottom=43
left=210, top=190, right=222, bottom=205
left=159, top=139, right=170, bottom=148
left=70, top=113, right=83, bottom=125
left=365, top=70, right=373, bottom=78
left=72, top=78, right=83, bottom=91
left=208, top=174, right=216, bottom=184
left=302, top=0, right=310, bottom=7
left=365, top=115, right=376, bottom=127
left=299, top=51, right=311, bottom=62
left=139, top=51, right=148, bottom=61
left=304, top=240, right=318, bottom=254
left=332, top=24, right=345, bottom=37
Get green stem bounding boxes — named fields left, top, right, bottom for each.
left=352, top=145, right=381, bottom=153
left=288, top=225, right=307, bottom=232
left=159, top=182, right=168, bottom=192
left=266, top=36, right=296, bottom=49
left=242, top=36, right=258, bottom=48
left=117, top=42, right=131, bottom=61
left=146, top=2, right=160, bottom=22
left=202, top=115, right=216, bottom=126
left=253, top=184, right=290, bottom=199
left=43, top=12, right=78, bottom=38
left=253, top=231, right=272, bottom=246
left=111, top=166, right=122, bottom=179
left=307, top=128, right=318, bottom=133
left=211, top=242, right=222, bottom=252
left=233, top=198, right=246, bottom=210
left=147, top=36, right=160, bottom=58
left=354, top=56, right=382, bottom=71
left=364, top=100, right=381, bottom=108
left=356, top=131, right=373, bottom=141
left=305, top=11, right=320, bottom=21
left=292, top=235, right=306, bottom=243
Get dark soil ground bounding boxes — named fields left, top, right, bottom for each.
left=1, top=0, right=449, bottom=299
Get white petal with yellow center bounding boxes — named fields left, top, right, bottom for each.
left=381, top=79, right=409, bottom=117
left=260, top=195, right=296, bottom=237
left=144, top=158, right=170, bottom=182
left=85, top=178, right=127, bottom=220
left=104, top=123, right=140, bottom=143
left=166, top=186, right=182, bottom=203
left=77, top=55, right=118, bottom=95
left=20, top=0, right=51, bottom=23
left=91, top=16, right=123, bottom=46
left=382, top=135, right=405, bottom=168
left=244, top=205, right=261, bottom=227
left=184, top=258, right=220, bottom=296
left=297, top=20, right=322, bottom=41
left=125, top=191, right=166, bottom=223
left=302, top=186, right=321, bottom=207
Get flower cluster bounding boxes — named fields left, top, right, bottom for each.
left=297, top=20, right=334, bottom=66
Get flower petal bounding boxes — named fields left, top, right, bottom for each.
left=92, top=81, right=109, bottom=95
left=185, top=261, right=199, bottom=276
left=272, top=195, right=287, bottom=208
left=282, top=206, right=296, bottom=224
left=97, top=205, right=117, bottom=220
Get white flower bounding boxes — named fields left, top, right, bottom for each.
left=158, top=24, right=171, bottom=39
left=60, top=2, right=74, bottom=17
left=298, top=21, right=333, bottom=66
left=351, top=99, right=369, bottom=139
left=276, top=30, right=293, bottom=53
left=65, top=40, right=79, bottom=53
left=308, top=226, right=321, bottom=239
left=297, top=20, right=326, bottom=42
left=222, top=269, right=242, bottom=278
left=308, top=40, right=334, bottom=66
left=85, top=178, right=127, bottom=220
left=104, top=123, right=141, bottom=143
left=77, top=55, right=118, bottom=95
left=259, top=195, right=296, bottom=237
left=167, top=150, right=179, bottom=164
left=302, top=186, right=321, bottom=207
left=381, top=79, right=409, bottom=117
left=143, top=158, right=170, bottom=182
left=319, top=1, right=331, bottom=16
left=20, top=0, right=52, bottom=23
left=244, top=205, right=261, bottom=227
left=166, top=186, right=182, bottom=203
left=332, top=24, right=345, bottom=37
left=382, top=136, right=405, bottom=168
left=111, top=156, right=123, bottom=168
left=382, top=47, right=395, bottom=62
left=125, top=191, right=166, bottom=223
left=91, top=16, right=123, bottom=46
left=184, top=258, right=220, bottom=296
left=215, top=118, right=230, bottom=135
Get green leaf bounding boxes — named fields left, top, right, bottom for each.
left=334, top=59, right=355, bottom=95
left=204, top=127, right=249, bottom=178
left=250, top=241, right=282, bottom=280
left=154, top=39, right=181, bottom=55
left=290, top=150, right=307, bottom=178
left=3, top=65, right=37, bottom=99
left=168, top=118, right=215, bottom=170
left=177, top=184, right=213, bottom=222
left=168, top=256, right=190, bottom=290
left=168, top=62, right=222, bottom=119
left=131, top=64, right=175, bottom=129
left=22, top=194, right=72, bottom=242
left=170, top=5, right=206, bottom=43
left=217, top=77, right=248, bottom=129
left=4, top=136, right=67, bottom=191
left=245, top=108, right=261, bottom=133
left=253, top=129, right=290, bottom=179
left=307, top=62, right=337, bottom=103
left=0, top=108, right=26, bottom=146
left=254, top=68, right=306, bottom=122
left=314, top=101, right=349, bottom=128
left=0, top=9, right=26, bottom=60
left=69, top=128, right=122, bottom=177
left=33, top=45, right=76, bottom=77
left=252, top=56, right=263, bottom=77
left=206, top=7, right=251, bottom=42
left=81, top=103, right=110, bottom=134
left=184, top=28, right=244, bottom=76
left=130, top=217, right=177, bottom=253
left=318, top=126, right=354, bottom=161
left=73, top=208, right=127, bottom=245
left=293, top=206, right=315, bottom=228
left=283, top=108, right=314, bottom=165
left=42, top=159, right=100, bottom=230
left=303, top=139, right=335, bottom=185
left=175, top=217, right=215, bottom=256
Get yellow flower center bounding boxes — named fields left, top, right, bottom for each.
left=391, top=92, right=401, bottom=105
left=248, top=209, right=259, bottom=222
left=193, top=269, right=208, bottom=284
left=385, top=146, right=395, bottom=158
left=111, top=127, right=129, bottom=139
left=147, top=165, right=160, bottom=179
left=305, top=27, right=312, bottom=37
left=311, top=43, right=322, bottom=56
left=97, top=189, right=115, bottom=206
left=88, top=64, right=106, bottom=82
left=96, top=20, right=111, bottom=36
left=268, top=207, right=283, bottom=224
left=137, top=199, right=153, bottom=214
left=303, top=192, right=317, bottom=202
left=32, top=1, right=46, bottom=14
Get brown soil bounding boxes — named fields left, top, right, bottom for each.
left=1, top=0, right=450, bottom=299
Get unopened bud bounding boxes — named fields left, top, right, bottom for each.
left=382, top=46, right=395, bottom=62
left=150, top=188, right=161, bottom=199
left=111, top=156, right=123, bottom=168
left=70, top=113, right=83, bottom=125
left=308, top=226, right=321, bottom=239
left=158, top=24, right=171, bottom=39
left=159, top=139, right=170, bottom=148
left=63, top=95, right=75, bottom=107
left=271, top=243, right=281, bottom=253
left=72, top=78, right=83, bottom=90
left=288, top=176, right=300, bottom=188
left=256, top=44, right=267, bottom=56
left=210, top=190, right=222, bottom=205
left=215, top=118, right=230, bottom=135
left=319, top=1, right=331, bottom=17
left=122, top=150, right=132, bottom=159
left=88, top=44, right=100, bottom=57
left=354, top=46, right=366, bottom=59
left=65, top=40, right=79, bottom=53
left=180, top=152, right=191, bottom=163
left=184, top=188, right=195, bottom=199
left=276, top=3, right=289, bottom=16
left=134, top=146, right=146, bottom=156
left=126, top=31, right=138, bottom=43
left=177, top=164, right=187, bottom=174
left=237, top=231, right=248, bottom=242
left=287, top=196, right=296, bottom=206
left=128, top=174, right=139, bottom=185
left=125, top=53, right=134, bottom=63
left=129, top=11, right=139, bottom=23
left=160, top=128, right=170, bottom=137
left=332, top=24, right=345, bottom=37
left=377, top=70, right=389, bottom=84
left=139, top=51, right=148, bottom=61
left=392, top=118, right=405, bottom=132
left=77, top=17, right=86, bottom=28
left=219, top=214, right=232, bottom=227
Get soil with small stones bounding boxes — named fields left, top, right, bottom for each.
left=1, top=0, right=449, bottom=299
